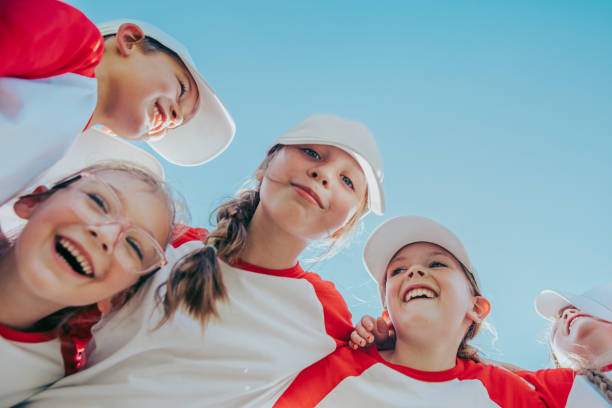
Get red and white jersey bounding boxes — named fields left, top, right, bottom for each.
left=275, top=347, right=576, bottom=408
left=565, top=368, right=612, bottom=408
left=25, top=228, right=354, bottom=407
left=0, top=0, right=102, bottom=204
left=0, top=307, right=99, bottom=407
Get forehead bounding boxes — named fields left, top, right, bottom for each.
left=388, top=242, right=455, bottom=265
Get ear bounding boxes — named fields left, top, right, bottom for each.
left=96, top=297, right=114, bottom=314
left=254, top=166, right=265, bottom=182
left=466, top=296, right=491, bottom=324
left=14, top=186, right=49, bottom=219
left=116, top=23, right=145, bottom=56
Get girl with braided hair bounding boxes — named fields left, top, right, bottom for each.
left=536, top=283, right=612, bottom=406
left=25, top=114, right=385, bottom=407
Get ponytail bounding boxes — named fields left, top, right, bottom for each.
left=158, top=190, right=260, bottom=327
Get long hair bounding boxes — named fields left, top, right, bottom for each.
left=158, top=144, right=370, bottom=328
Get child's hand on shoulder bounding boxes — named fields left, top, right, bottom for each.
left=349, top=314, right=396, bottom=350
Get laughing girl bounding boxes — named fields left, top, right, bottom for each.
left=0, top=164, right=178, bottom=406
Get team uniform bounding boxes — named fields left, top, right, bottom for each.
left=564, top=367, right=612, bottom=408
left=25, top=228, right=354, bottom=407
left=0, top=228, right=202, bottom=407
left=0, top=0, right=102, bottom=204
left=274, top=346, right=576, bottom=408
left=0, top=308, right=99, bottom=407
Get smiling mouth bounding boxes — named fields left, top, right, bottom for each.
left=567, top=314, right=587, bottom=334
left=55, top=236, right=94, bottom=278
left=291, top=184, right=323, bottom=209
left=403, top=286, right=438, bottom=302
left=148, top=103, right=166, bottom=134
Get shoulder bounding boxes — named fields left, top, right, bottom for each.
left=300, top=270, right=354, bottom=346
left=0, top=0, right=103, bottom=79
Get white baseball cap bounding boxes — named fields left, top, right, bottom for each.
left=535, top=283, right=612, bottom=323
left=364, top=216, right=479, bottom=301
left=269, top=114, right=385, bottom=215
left=97, top=20, right=235, bottom=166
left=41, top=127, right=164, bottom=183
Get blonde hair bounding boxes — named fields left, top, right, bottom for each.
left=158, top=144, right=370, bottom=327
left=5, top=163, right=181, bottom=333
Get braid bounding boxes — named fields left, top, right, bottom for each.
left=158, top=190, right=260, bottom=328
left=581, top=369, right=612, bottom=404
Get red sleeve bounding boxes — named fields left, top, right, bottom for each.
left=274, top=347, right=375, bottom=408
left=516, top=368, right=576, bottom=408
left=0, top=0, right=103, bottom=79
left=303, top=272, right=354, bottom=347
left=171, top=225, right=208, bottom=248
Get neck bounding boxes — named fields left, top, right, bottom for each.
left=593, top=350, right=612, bottom=370
left=239, top=204, right=308, bottom=270
left=380, top=334, right=460, bottom=372
left=88, top=59, right=110, bottom=130
left=0, top=249, right=63, bottom=331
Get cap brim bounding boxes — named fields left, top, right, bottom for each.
left=535, top=289, right=612, bottom=322
left=38, top=128, right=164, bottom=184
left=147, top=70, right=235, bottom=166
left=363, top=216, right=475, bottom=305
left=97, top=20, right=235, bottom=166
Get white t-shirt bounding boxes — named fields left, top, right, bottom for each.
left=565, top=369, right=612, bottom=408
left=0, top=325, right=63, bottom=407
left=26, top=237, right=354, bottom=407
left=275, top=347, right=577, bottom=408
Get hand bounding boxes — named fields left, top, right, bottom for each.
left=349, top=314, right=396, bottom=350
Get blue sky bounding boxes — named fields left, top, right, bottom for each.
left=69, top=0, right=612, bottom=370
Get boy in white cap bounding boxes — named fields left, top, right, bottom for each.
left=276, top=216, right=577, bottom=408
left=536, top=283, right=612, bottom=406
left=24, top=113, right=384, bottom=407
left=0, top=0, right=234, bottom=205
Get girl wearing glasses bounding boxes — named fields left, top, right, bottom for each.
left=0, top=163, right=181, bottom=407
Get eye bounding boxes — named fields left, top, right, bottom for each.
left=87, top=193, right=108, bottom=213
left=178, top=78, right=187, bottom=98
left=341, top=175, right=354, bottom=190
left=125, top=237, right=144, bottom=261
left=300, top=147, right=321, bottom=160
left=390, top=268, right=406, bottom=277
left=429, top=261, right=447, bottom=268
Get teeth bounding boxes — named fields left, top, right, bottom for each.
left=404, top=287, right=436, bottom=302
left=569, top=316, right=581, bottom=332
left=58, top=238, right=94, bottom=277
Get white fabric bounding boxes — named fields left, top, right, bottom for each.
left=26, top=241, right=339, bottom=408
left=0, top=73, right=97, bottom=205
left=565, top=371, right=611, bottom=408
left=0, top=336, right=63, bottom=407
left=317, top=364, right=500, bottom=408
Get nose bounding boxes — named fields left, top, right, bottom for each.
left=88, top=224, right=122, bottom=253
left=406, top=265, right=426, bottom=279
left=308, top=167, right=329, bottom=187
left=167, top=101, right=184, bottom=129
left=562, top=308, right=577, bottom=320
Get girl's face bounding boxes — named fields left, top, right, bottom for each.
left=257, top=144, right=367, bottom=241
left=551, top=306, right=612, bottom=368
left=99, top=25, right=199, bottom=141
left=383, top=242, right=484, bottom=342
left=14, top=170, right=172, bottom=308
